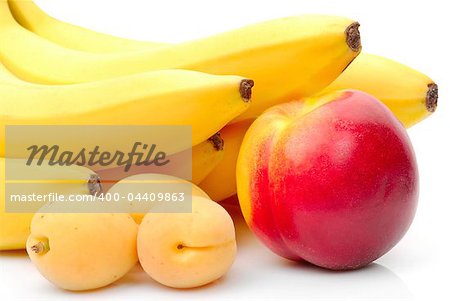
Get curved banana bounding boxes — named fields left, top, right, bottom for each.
left=7, top=2, right=437, bottom=128
left=191, top=133, right=225, bottom=184
left=321, top=53, right=438, bottom=127
left=0, top=2, right=361, bottom=122
left=0, top=158, right=101, bottom=250
left=199, top=54, right=439, bottom=200
left=7, top=0, right=165, bottom=53
left=199, top=121, right=252, bottom=201
left=0, top=62, right=252, bottom=157
left=97, top=133, right=225, bottom=192
left=7, top=3, right=437, bottom=128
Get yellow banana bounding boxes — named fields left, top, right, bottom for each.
left=192, top=134, right=225, bottom=185
left=8, top=2, right=436, bottom=128
left=8, top=3, right=437, bottom=128
left=321, top=53, right=438, bottom=128
left=0, top=61, right=252, bottom=157
left=7, top=0, right=165, bottom=53
left=0, top=1, right=361, bottom=122
left=199, top=121, right=252, bottom=201
left=0, top=158, right=101, bottom=250
left=98, top=133, right=225, bottom=192
left=199, top=53, right=439, bottom=200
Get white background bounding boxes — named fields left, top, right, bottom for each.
left=1, top=0, right=449, bottom=300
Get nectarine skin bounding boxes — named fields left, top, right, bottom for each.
left=237, top=90, right=418, bottom=270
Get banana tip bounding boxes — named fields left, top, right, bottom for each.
left=345, top=22, right=361, bottom=52
left=88, top=174, right=103, bottom=196
left=208, top=133, right=224, bottom=151
left=426, top=83, right=438, bottom=113
left=240, top=79, right=254, bottom=102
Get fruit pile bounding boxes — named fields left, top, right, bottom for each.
left=0, top=0, right=438, bottom=292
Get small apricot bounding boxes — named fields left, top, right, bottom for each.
left=138, top=196, right=236, bottom=288
left=27, top=211, right=138, bottom=291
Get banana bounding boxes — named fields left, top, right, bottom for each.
left=97, top=133, right=225, bottom=192
left=0, top=1, right=361, bottom=122
left=199, top=121, right=252, bottom=201
left=7, top=0, right=165, bottom=53
left=8, top=2, right=437, bottom=128
left=199, top=54, right=439, bottom=200
left=191, top=133, right=225, bottom=184
left=321, top=53, right=438, bottom=127
left=0, top=158, right=101, bottom=250
left=8, top=3, right=437, bottom=128
left=0, top=61, right=252, bottom=158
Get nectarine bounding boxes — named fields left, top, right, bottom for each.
left=237, top=90, right=418, bottom=270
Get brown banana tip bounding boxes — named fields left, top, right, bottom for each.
left=88, top=174, right=103, bottom=196
left=208, top=132, right=224, bottom=151
left=345, top=22, right=361, bottom=52
left=426, top=83, right=438, bottom=113
left=240, top=79, right=254, bottom=102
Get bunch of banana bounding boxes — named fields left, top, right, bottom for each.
left=0, top=1, right=361, bottom=122
left=0, top=158, right=102, bottom=250
left=5, top=1, right=437, bottom=128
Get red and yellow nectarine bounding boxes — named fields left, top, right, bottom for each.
left=237, top=90, right=418, bottom=270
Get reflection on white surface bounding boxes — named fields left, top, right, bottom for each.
left=0, top=201, right=413, bottom=301
left=224, top=202, right=413, bottom=300
left=1, top=186, right=449, bottom=301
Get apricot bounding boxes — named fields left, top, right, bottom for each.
left=26, top=211, right=138, bottom=291
left=138, top=196, right=236, bottom=288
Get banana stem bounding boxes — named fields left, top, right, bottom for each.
left=239, top=79, right=254, bottom=102
left=88, top=174, right=103, bottom=196
left=208, top=133, right=225, bottom=151
left=426, top=83, right=438, bottom=113
left=345, top=22, right=361, bottom=52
